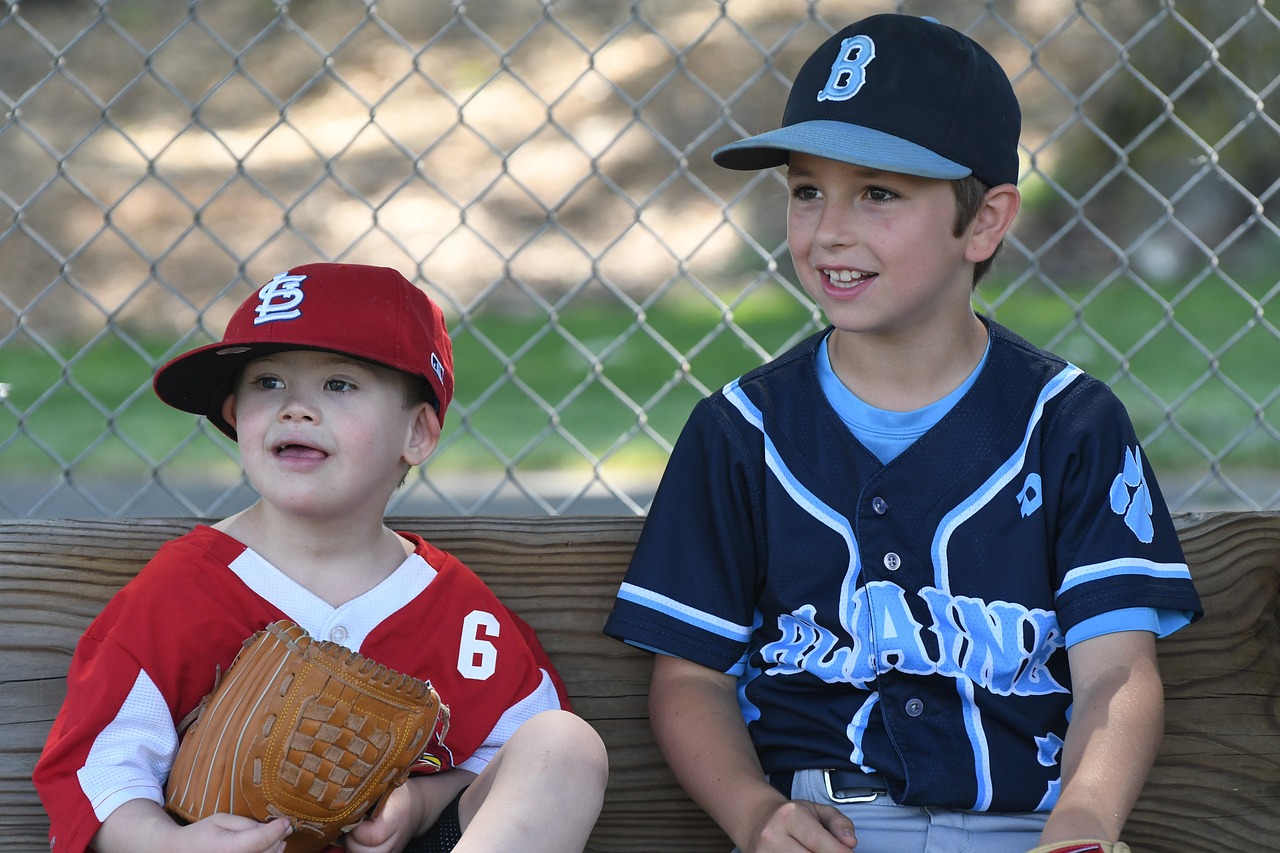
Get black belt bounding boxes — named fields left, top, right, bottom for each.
left=770, top=768, right=889, bottom=803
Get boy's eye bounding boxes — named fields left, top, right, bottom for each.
left=790, top=184, right=821, bottom=201
left=865, top=186, right=898, bottom=202
left=251, top=375, right=284, bottom=391
left=325, top=378, right=356, bottom=393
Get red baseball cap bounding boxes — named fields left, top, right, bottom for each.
left=154, top=263, right=454, bottom=440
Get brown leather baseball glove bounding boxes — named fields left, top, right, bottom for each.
left=165, top=619, right=447, bottom=853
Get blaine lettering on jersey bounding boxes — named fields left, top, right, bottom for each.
left=759, top=581, right=1066, bottom=696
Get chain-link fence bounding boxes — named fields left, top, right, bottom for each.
left=2, top=0, right=1279, bottom=518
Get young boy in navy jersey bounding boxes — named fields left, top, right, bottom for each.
left=605, top=14, right=1201, bottom=853
left=36, top=263, right=607, bottom=853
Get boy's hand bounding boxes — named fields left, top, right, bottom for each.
left=184, top=814, right=294, bottom=853
left=93, top=799, right=292, bottom=853
left=747, top=799, right=857, bottom=853
left=343, top=783, right=422, bottom=853
left=343, top=773, right=473, bottom=853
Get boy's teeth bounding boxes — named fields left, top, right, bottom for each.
left=826, top=269, right=867, bottom=284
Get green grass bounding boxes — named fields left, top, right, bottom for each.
left=3, top=275, right=1278, bottom=482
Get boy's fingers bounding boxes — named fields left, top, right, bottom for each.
left=804, top=804, right=856, bottom=851
left=815, top=805, right=857, bottom=846
left=769, top=801, right=857, bottom=852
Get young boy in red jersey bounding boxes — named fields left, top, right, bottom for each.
left=36, top=263, right=607, bottom=853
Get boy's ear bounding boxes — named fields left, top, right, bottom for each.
left=966, top=184, right=1021, bottom=264
left=220, top=394, right=238, bottom=430
left=402, top=402, right=441, bottom=467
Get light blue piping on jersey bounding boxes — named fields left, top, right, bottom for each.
left=1058, top=556, right=1191, bottom=594
left=1060, top=559, right=1197, bottom=648
left=723, top=379, right=863, bottom=633
left=930, top=362, right=1083, bottom=812
left=931, top=364, right=1084, bottom=592
left=616, top=582, right=752, bottom=643
left=723, top=377, right=874, bottom=759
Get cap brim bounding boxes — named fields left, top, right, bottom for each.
left=712, top=120, right=972, bottom=179
left=154, top=340, right=445, bottom=442
left=154, top=341, right=303, bottom=441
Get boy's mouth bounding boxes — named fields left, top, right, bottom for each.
left=822, top=268, right=876, bottom=288
left=275, top=442, right=327, bottom=460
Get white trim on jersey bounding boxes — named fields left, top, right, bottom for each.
left=456, top=669, right=564, bottom=774
left=844, top=692, right=879, bottom=771
left=931, top=364, right=1083, bottom=592
left=724, top=380, right=864, bottom=631
left=927, top=363, right=1081, bottom=811
left=77, top=669, right=174, bottom=819
left=228, top=548, right=437, bottom=650
left=616, top=582, right=751, bottom=642
left=1059, top=557, right=1193, bottom=595
left=725, top=378, right=888, bottom=768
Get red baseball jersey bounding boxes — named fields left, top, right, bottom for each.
left=34, top=525, right=568, bottom=853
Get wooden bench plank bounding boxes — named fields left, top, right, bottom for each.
left=1, top=512, right=1278, bottom=852
left=1123, top=511, right=1280, bottom=850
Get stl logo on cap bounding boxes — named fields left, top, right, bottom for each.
left=817, top=35, right=875, bottom=103
left=254, top=271, right=307, bottom=325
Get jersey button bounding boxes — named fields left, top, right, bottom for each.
left=883, top=552, right=901, bottom=571
left=871, top=496, right=888, bottom=515
left=905, top=698, right=924, bottom=717
left=329, top=625, right=349, bottom=644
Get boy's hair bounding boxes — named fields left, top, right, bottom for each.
left=153, top=263, right=454, bottom=441
left=402, top=372, right=439, bottom=412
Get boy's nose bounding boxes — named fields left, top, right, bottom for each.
left=278, top=393, right=318, bottom=422
left=815, top=204, right=857, bottom=248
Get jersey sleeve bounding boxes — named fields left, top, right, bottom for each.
left=369, top=540, right=571, bottom=775
left=33, top=529, right=287, bottom=853
left=604, top=394, right=764, bottom=674
left=1043, top=379, right=1203, bottom=633
left=33, top=631, right=175, bottom=853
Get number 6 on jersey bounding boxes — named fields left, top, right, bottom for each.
left=458, top=610, right=500, bottom=679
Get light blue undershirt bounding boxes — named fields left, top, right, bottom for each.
left=815, top=333, right=988, bottom=466
left=815, top=333, right=1188, bottom=645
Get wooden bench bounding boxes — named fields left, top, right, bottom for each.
left=2, top=512, right=1278, bottom=852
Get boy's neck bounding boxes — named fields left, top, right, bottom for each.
left=214, top=502, right=411, bottom=607
left=825, top=311, right=989, bottom=412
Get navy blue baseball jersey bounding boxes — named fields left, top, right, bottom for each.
left=604, top=318, right=1202, bottom=814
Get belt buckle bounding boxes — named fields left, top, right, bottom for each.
left=823, top=768, right=880, bottom=804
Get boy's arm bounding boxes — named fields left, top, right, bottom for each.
left=92, top=798, right=291, bottom=853
left=1038, top=630, right=1164, bottom=845
left=649, top=654, right=856, bottom=853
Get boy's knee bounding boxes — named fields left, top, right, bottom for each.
left=522, top=710, right=609, bottom=779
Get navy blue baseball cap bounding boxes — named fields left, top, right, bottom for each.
left=713, top=14, right=1020, bottom=187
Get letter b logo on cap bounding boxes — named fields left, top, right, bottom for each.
left=254, top=272, right=307, bottom=325
left=817, top=35, right=876, bottom=102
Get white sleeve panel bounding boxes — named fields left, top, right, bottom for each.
left=455, top=669, right=563, bottom=774
left=76, top=668, right=177, bottom=819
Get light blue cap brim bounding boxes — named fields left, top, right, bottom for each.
left=712, top=119, right=973, bottom=179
